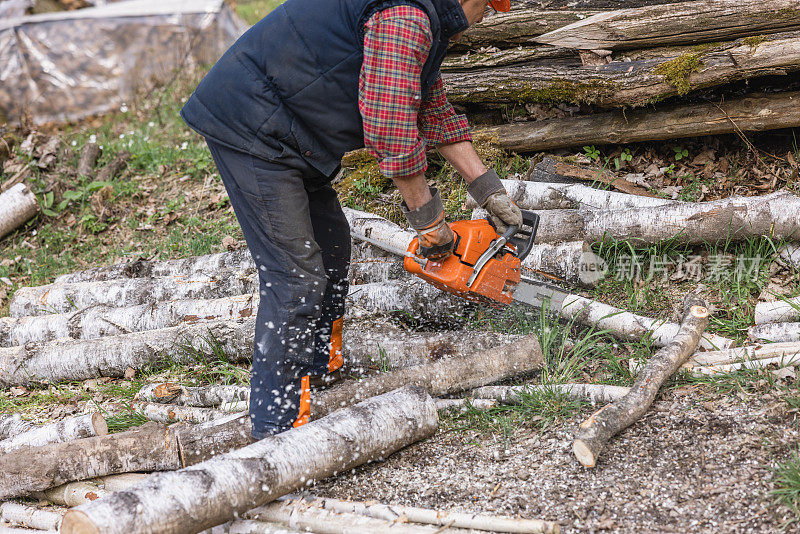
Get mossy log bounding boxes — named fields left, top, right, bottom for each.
left=451, top=8, right=602, bottom=51
left=479, top=90, right=800, bottom=152
left=444, top=32, right=800, bottom=107
left=60, top=387, right=438, bottom=534
left=535, top=0, right=800, bottom=51
left=442, top=45, right=575, bottom=71
left=573, top=296, right=710, bottom=468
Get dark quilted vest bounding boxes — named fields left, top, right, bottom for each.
left=181, top=0, right=468, bottom=178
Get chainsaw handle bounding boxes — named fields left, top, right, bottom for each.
left=507, top=210, right=539, bottom=261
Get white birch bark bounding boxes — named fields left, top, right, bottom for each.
left=688, top=354, right=800, bottom=375
left=467, top=178, right=675, bottom=211
left=684, top=341, right=800, bottom=369
left=0, top=526, right=53, bottom=534
left=204, top=520, right=304, bottom=534
left=54, top=248, right=253, bottom=284
left=0, top=412, right=107, bottom=454
left=136, top=382, right=250, bottom=407
left=0, top=294, right=259, bottom=347
left=0, top=183, right=39, bottom=240
left=573, top=300, right=710, bottom=468
left=521, top=241, right=598, bottom=288
left=91, top=472, right=151, bottom=491
left=473, top=383, right=631, bottom=405
left=133, top=402, right=243, bottom=424
left=434, top=398, right=498, bottom=411
left=0, top=318, right=255, bottom=387
left=749, top=322, right=800, bottom=343
left=60, top=386, right=439, bottom=534
left=0, top=413, right=32, bottom=440
left=349, top=242, right=407, bottom=284
left=343, top=207, right=415, bottom=255
left=779, top=243, right=800, bottom=271
left=37, top=481, right=108, bottom=507
left=0, top=502, right=63, bottom=532
left=9, top=269, right=258, bottom=317
left=346, top=278, right=471, bottom=324
left=755, top=297, right=800, bottom=324
left=302, top=495, right=561, bottom=533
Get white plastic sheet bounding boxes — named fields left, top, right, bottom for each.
left=0, top=0, right=246, bottom=125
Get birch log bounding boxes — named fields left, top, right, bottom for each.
left=136, top=382, right=251, bottom=407
left=534, top=0, right=800, bottom=50
left=311, top=333, right=543, bottom=419
left=573, top=297, right=710, bottom=467
left=0, top=183, right=38, bottom=240
left=445, top=33, right=800, bottom=107
left=0, top=413, right=32, bottom=440
left=60, top=386, right=439, bottom=534
left=0, top=318, right=255, bottom=387
left=473, top=383, right=631, bottom=405
left=0, top=414, right=253, bottom=499
left=0, top=293, right=259, bottom=347
left=682, top=341, right=800, bottom=369
left=346, top=278, right=471, bottom=324
left=343, top=207, right=414, bottom=254
left=206, top=521, right=303, bottom=534
left=133, top=402, right=242, bottom=424
left=9, top=269, right=258, bottom=317
left=0, top=502, right=63, bottom=532
left=749, top=322, right=800, bottom=343
left=478, top=190, right=800, bottom=245
left=54, top=248, right=253, bottom=284
left=480, top=90, right=800, bottom=152
left=688, top=354, right=800, bottom=375
left=38, top=481, right=108, bottom=507
left=755, top=297, right=800, bottom=324
left=301, top=495, right=561, bottom=533
left=0, top=526, right=53, bottom=534
left=0, top=412, right=107, bottom=454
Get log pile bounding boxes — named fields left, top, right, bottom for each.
left=444, top=0, right=800, bottom=150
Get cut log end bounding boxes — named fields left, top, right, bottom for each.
left=690, top=305, right=709, bottom=319
left=572, top=439, right=596, bottom=468
left=91, top=412, right=108, bottom=437
left=60, top=511, right=99, bottom=534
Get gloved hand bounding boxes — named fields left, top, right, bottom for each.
left=402, top=187, right=455, bottom=261
left=467, top=169, right=522, bottom=234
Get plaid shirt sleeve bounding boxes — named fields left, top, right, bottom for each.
left=359, top=6, right=433, bottom=180
left=418, top=75, right=472, bottom=146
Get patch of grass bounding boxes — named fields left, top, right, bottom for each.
left=235, top=0, right=285, bottom=25
left=772, top=449, right=800, bottom=522
left=104, top=406, right=150, bottom=433
left=678, top=365, right=780, bottom=396
left=0, top=383, right=91, bottom=416
left=370, top=345, right=391, bottom=373
left=174, top=331, right=250, bottom=386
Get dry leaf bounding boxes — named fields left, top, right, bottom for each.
left=124, top=367, right=136, bottom=379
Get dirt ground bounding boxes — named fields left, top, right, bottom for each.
left=315, top=387, right=799, bottom=533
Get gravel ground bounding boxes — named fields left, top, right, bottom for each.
left=314, top=387, right=800, bottom=533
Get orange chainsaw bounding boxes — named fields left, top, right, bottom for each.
left=402, top=210, right=568, bottom=310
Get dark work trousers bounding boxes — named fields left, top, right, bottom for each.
left=205, top=139, right=350, bottom=439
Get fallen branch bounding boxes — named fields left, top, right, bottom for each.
left=688, top=354, right=800, bottom=375
left=478, top=90, right=800, bottom=151
left=685, top=341, right=800, bottom=369
left=573, top=296, right=710, bottom=467
left=473, top=383, right=631, bottom=405
left=0, top=318, right=255, bottom=387
left=435, top=398, right=497, bottom=411
left=755, top=297, right=800, bottom=324
left=9, top=269, right=258, bottom=317
left=133, top=402, right=242, bottom=424
left=300, top=494, right=560, bottom=533
left=0, top=183, right=39, bottom=241
left=343, top=207, right=414, bottom=254
left=0, top=502, right=63, bottom=532
left=0, top=414, right=252, bottom=499
left=749, top=322, right=800, bottom=343
left=0, top=412, right=107, bottom=454
left=95, top=150, right=130, bottom=182
left=136, top=382, right=250, bottom=407
left=311, top=334, right=543, bottom=419
left=534, top=0, right=800, bottom=50
left=60, top=386, right=438, bottom=534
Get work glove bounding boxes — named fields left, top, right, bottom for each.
left=467, top=169, right=522, bottom=235
left=402, top=187, right=455, bottom=261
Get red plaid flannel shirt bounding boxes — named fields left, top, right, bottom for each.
left=359, top=5, right=472, bottom=180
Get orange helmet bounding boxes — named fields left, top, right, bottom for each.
left=489, top=0, right=510, bottom=12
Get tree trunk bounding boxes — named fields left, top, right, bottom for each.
left=60, top=386, right=438, bottom=534
left=479, top=90, right=800, bottom=152
left=0, top=502, right=63, bottom=532
left=479, top=190, right=800, bottom=245
left=76, top=143, right=101, bottom=177
left=0, top=412, right=107, bottom=454
left=522, top=241, right=599, bottom=288
left=755, top=296, right=800, bottom=324
left=0, top=318, right=255, bottom=387
left=749, top=322, right=800, bottom=343
left=573, top=297, right=709, bottom=467
left=451, top=8, right=602, bottom=51
left=53, top=248, right=253, bottom=284
left=466, top=175, right=673, bottom=211
left=444, top=33, right=800, bottom=107
left=0, top=413, right=33, bottom=440
left=0, top=415, right=253, bottom=499
left=0, top=183, right=38, bottom=241
left=534, top=0, right=800, bottom=50
left=9, top=269, right=258, bottom=317
left=343, top=207, right=414, bottom=255
left=311, top=334, right=543, bottom=419
left=472, top=383, right=631, bottom=405
left=296, top=495, right=561, bottom=533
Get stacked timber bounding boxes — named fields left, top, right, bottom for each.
left=443, top=0, right=800, bottom=150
